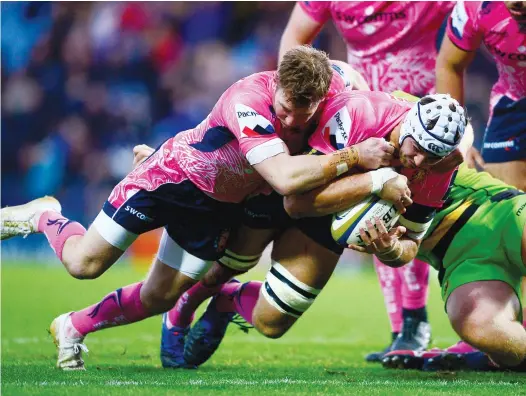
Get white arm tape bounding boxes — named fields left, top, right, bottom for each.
left=369, top=167, right=399, bottom=195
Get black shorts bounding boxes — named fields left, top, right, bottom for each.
left=482, top=96, right=526, bottom=163
left=242, top=192, right=343, bottom=255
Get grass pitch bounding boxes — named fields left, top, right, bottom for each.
left=2, top=263, right=525, bottom=395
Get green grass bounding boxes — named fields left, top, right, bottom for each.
left=2, top=263, right=525, bottom=395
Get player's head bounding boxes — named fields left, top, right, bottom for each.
left=505, top=1, right=526, bottom=24
left=399, top=94, right=467, bottom=169
left=274, top=46, right=332, bottom=128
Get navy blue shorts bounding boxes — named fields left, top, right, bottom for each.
left=93, top=180, right=241, bottom=261
left=242, top=192, right=343, bottom=255
left=482, top=96, right=526, bottom=163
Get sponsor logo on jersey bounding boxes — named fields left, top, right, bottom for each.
left=517, top=201, right=526, bottom=216
left=334, top=11, right=406, bottom=25
left=322, top=106, right=351, bottom=149
left=125, top=205, right=153, bottom=222
left=485, top=44, right=526, bottom=61
left=483, top=140, right=515, bottom=150
left=451, top=1, right=469, bottom=39
left=235, top=104, right=275, bottom=138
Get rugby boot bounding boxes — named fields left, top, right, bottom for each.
left=422, top=341, right=478, bottom=371
left=184, top=280, right=251, bottom=366
left=1, top=196, right=61, bottom=240
left=49, top=313, right=89, bottom=370
left=382, top=348, right=444, bottom=370
left=389, top=316, right=431, bottom=354
left=365, top=333, right=398, bottom=363
left=160, top=313, right=196, bottom=369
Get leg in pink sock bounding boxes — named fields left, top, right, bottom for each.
left=167, top=282, right=223, bottom=329
left=38, top=210, right=86, bottom=261
left=215, top=281, right=262, bottom=325
left=71, top=282, right=150, bottom=336
left=400, top=258, right=430, bottom=310
left=374, top=256, right=403, bottom=333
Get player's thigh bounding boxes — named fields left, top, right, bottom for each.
left=446, top=280, right=521, bottom=336
left=65, top=224, right=126, bottom=278
left=202, top=226, right=277, bottom=286
left=484, top=159, right=526, bottom=191
left=254, top=227, right=340, bottom=331
left=142, top=230, right=211, bottom=312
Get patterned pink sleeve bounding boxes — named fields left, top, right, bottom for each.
left=299, top=1, right=331, bottom=24
left=218, top=79, right=285, bottom=165
left=447, top=1, right=483, bottom=51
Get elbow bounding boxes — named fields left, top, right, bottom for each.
left=283, top=196, right=303, bottom=219
left=272, top=177, right=301, bottom=197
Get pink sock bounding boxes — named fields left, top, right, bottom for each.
left=374, top=256, right=403, bottom=333
left=215, top=281, right=262, bottom=325
left=38, top=210, right=86, bottom=261
left=167, top=282, right=222, bottom=329
left=70, top=282, right=149, bottom=336
left=400, top=258, right=430, bottom=310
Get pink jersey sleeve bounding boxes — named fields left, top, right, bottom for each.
left=299, top=1, right=331, bottom=24
left=447, top=1, right=483, bottom=51
left=217, top=74, right=285, bottom=165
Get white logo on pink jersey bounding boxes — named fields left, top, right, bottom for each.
left=320, top=106, right=352, bottom=149
left=235, top=104, right=275, bottom=138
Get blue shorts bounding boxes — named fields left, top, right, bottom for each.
left=482, top=96, right=526, bottom=163
left=242, top=192, right=344, bottom=255
left=93, top=180, right=241, bottom=261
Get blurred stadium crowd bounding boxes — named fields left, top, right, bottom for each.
left=1, top=2, right=496, bottom=227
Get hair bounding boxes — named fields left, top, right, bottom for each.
left=277, top=45, right=332, bottom=108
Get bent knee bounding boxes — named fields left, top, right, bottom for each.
left=253, top=317, right=290, bottom=339
left=66, top=257, right=107, bottom=279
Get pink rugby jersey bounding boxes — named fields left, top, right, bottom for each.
left=447, top=1, right=526, bottom=111
left=308, top=91, right=456, bottom=209
left=109, top=67, right=350, bottom=207
left=300, top=1, right=454, bottom=95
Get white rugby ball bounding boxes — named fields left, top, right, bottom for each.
left=331, top=195, right=400, bottom=247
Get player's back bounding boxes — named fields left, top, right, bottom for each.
left=165, top=66, right=351, bottom=204
left=300, top=1, right=454, bottom=94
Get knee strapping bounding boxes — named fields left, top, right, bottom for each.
left=218, top=249, right=261, bottom=271
left=261, top=261, right=321, bottom=318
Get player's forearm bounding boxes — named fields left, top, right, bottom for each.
left=255, top=147, right=359, bottom=196
left=376, top=238, right=420, bottom=268
left=435, top=63, right=465, bottom=104
left=279, top=4, right=322, bottom=62
left=283, top=172, right=372, bottom=219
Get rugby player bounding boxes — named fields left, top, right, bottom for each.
left=384, top=0, right=526, bottom=371
left=0, top=46, right=395, bottom=371
left=167, top=91, right=467, bottom=368
left=279, top=1, right=457, bottom=361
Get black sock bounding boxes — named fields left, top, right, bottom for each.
left=402, top=307, right=428, bottom=323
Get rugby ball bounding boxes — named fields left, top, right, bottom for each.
left=331, top=195, right=400, bottom=247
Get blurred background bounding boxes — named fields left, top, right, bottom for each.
left=1, top=1, right=497, bottom=262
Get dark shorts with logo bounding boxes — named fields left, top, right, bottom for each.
left=482, top=96, right=526, bottom=163
left=242, top=192, right=344, bottom=255
left=102, top=180, right=242, bottom=261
